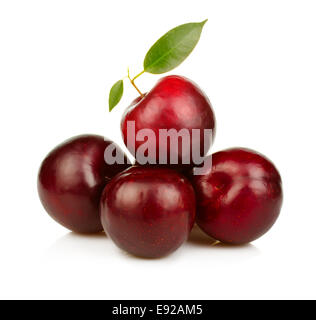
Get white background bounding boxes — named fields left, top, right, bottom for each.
left=0, top=0, right=315, bottom=300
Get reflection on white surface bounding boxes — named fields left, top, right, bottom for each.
left=186, top=225, right=261, bottom=262
left=44, top=225, right=260, bottom=263
left=44, top=232, right=111, bottom=260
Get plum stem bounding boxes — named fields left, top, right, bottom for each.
left=132, top=70, right=145, bottom=81
left=127, top=68, right=145, bottom=98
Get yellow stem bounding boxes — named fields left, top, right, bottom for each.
left=127, top=69, right=145, bottom=97
left=132, top=70, right=145, bottom=81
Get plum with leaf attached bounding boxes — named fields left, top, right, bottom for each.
left=109, top=20, right=215, bottom=168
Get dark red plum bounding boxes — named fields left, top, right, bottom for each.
left=100, top=166, right=196, bottom=258
left=38, top=134, right=130, bottom=233
left=190, top=148, right=283, bottom=244
left=121, top=75, right=216, bottom=167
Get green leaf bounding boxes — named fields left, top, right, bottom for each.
left=143, top=20, right=207, bottom=74
left=109, top=80, right=124, bottom=111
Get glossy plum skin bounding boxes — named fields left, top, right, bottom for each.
left=121, top=75, right=216, bottom=167
left=38, top=134, right=130, bottom=233
left=190, top=148, right=283, bottom=244
left=100, top=166, right=196, bottom=258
